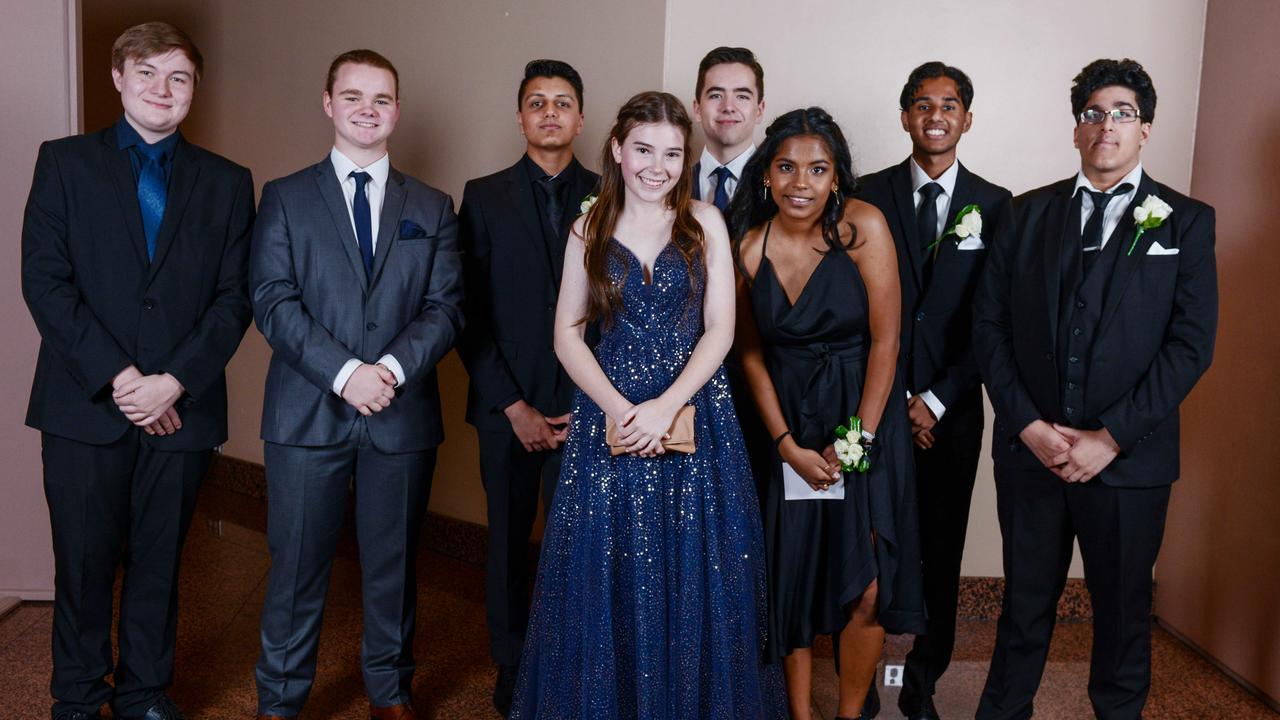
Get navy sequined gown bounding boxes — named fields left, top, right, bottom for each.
left=510, top=238, right=787, bottom=719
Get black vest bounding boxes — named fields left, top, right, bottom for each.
left=1057, top=196, right=1125, bottom=427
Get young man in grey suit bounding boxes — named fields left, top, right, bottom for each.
left=250, top=49, right=463, bottom=720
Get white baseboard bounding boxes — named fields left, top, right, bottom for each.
left=0, top=589, right=54, bottom=602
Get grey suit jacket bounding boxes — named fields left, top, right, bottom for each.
left=251, top=157, right=464, bottom=453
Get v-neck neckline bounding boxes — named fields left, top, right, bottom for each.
left=612, top=237, right=673, bottom=285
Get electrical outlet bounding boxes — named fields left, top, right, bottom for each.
left=884, top=664, right=904, bottom=687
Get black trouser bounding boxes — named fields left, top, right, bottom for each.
left=977, top=466, right=1171, bottom=720
left=255, top=423, right=435, bottom=716
left=477, top=429, right=562, bottom=667
left=899, top=424, right=982, bottom=713
left=42, top=430, right=209, bottom=719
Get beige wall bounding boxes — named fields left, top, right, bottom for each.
left=1154, top=0, right=1280, bottom=704
left=0, top=0, right=78, bottom=599
left=80, top=0, right=667, bottom=526
left=664, top=0, right=1209, bottom=577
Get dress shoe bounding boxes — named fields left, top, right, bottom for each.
left=52, top=711, right=101, bottom=720
left=904, top=695, right=941, bottom=720
left=369, top=703, right=417, bottom=720
left=493, top=664, right=517, bottom=717
left=125, top=695, right=186, bottom=720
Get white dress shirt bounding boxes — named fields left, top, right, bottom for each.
left=1073, top=163, right=1143, bottom=251
left=910, top=157, right=959, bottom=242
left=906, top=157, right=961, bottom=422
left=697, top=145, right=755, bottom=204
left=328, top=147, right=405, bottom=394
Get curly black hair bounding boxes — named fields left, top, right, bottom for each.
left=899, top=61, right=974, bottom=111
left=1070, top=58, right=1157, bottom=124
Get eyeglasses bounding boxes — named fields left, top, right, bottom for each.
left=1078, top=107, right=1141, bottom=125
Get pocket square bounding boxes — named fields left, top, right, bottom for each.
left=1146, top=241, right=1179, bottom=256
left=399, top=219, right=428, bottom=239
left=955, top=236, right=985, bottom=251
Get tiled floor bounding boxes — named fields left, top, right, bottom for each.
left=0, top=485, right=1274, bottom=719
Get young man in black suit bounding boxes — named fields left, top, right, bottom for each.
left=456, top=59, right=599, bottom=717
left=973, top=59, right=1217, bottom=719
left=859, top=62, right=1012, bottom=720
left=21, top=22, right=254, bottom=720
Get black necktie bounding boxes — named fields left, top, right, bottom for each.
left=1080, top=183, right=1132, bottom=273
left=135, top=143, right=167, bottom=261
left=917, top=182, right=943, bottom=252
left=711, top=166, right=733, bottom=213
left=351, top=171, right=374, bottom=277
left=539, top=174, right=564, bottom=233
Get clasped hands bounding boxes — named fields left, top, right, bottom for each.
left=611, top=398, right=680, bottom=458
left=907, top=395, right=937, bottom=449
left=1019, top=419, right=1120, bottom=483
left=341, top=363, right=398, bottom=416
left=112, top=365, right=184, bottom=436
left=505, top=399, right=570, bottom=452
left=778, top=436, right=843, bottom=492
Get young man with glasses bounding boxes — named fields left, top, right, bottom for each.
left=972, top=58, right=1217, bottom=719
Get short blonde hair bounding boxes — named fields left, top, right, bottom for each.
left=111, top=22, right=203, bottom=85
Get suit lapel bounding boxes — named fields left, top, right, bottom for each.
left=313, top=159, right=369, bottom=291
left=101, top=131, right=150, bottom=266
left=369, top=167, right=406, bottom=287
left=889, top=160, right=925, bottom=292
left=145, top=138, right=199, bottom=286
left=924, top=162, right=977, bottom=300
left=1041, top=179, right=1075, bottom=346
left=555, top=159, right=595, bottom=286
left=1096, top=172, right=1159, bottom=337
left=691, top=161, right=702, bottom=201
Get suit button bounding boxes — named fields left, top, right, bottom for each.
left=1069, top=356, right=1079, bottom=364
left=366, top=322, right=378, bottom=331
left=1076, top=300, right=1086, bottom=309
left=142, top=298, right=155, bottom=310
left=1067, top=382, right=1077, bottom=390
left=1072, top=327, right=1083, bottom=336
left=1045, top=352, right=1054, bottom=360
left=1009, top=442, right=1019, bottom=452
left=915, top=311, right=925, bottom=322
left=1065, top=407, right=1075, bottom=415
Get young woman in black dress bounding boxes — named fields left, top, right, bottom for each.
left=729, top=107, right=926, bottom=720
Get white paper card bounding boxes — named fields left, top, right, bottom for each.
left=783, top=461, right=844, bottom=501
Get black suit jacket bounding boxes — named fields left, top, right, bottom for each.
left=859, top=159, right=1012, bottom=436
left=252, top=158, right=463, bottom=453
left=22, top=127, right=254, bottom=450
left=457, top=156, right=599, bottom=432
left=973, top=172, right=1217, bottom=487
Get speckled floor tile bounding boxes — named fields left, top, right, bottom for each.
left=0, top=485, right=1274, bottom=719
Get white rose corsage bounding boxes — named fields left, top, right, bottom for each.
left=579, top=193, right=599, bottom=216
left=927, top=203, right=981, bottom=254
left=1128, top=194, right=1172, bottom=255
left=833, top=415, right=872, bottom=473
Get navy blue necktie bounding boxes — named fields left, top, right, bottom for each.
left=351, top=171, right=374, bottom=277
left=136, top=144, right=167, bottom=261
left=711, top=166, right=733, bottom=214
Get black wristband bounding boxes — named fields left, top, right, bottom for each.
left=773, top=430, right=791, bottom=448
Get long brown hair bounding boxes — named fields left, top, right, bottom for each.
left=579, top=91, right=704, bottom=327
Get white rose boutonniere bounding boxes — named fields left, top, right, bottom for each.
left=833, top=416, right=871, bottom=473
left=928, top=204, right=982, bottom=255
left=1128, top=195, right=1173, bottom=255
left=579, top=193, right=599, bottom=216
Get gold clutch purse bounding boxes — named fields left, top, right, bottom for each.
left=605, top=405, right=696, bottom=456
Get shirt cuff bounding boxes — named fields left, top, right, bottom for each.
left=376, top=354, right=405, bottom=387
left=919, top=390, right=947, bottom=422
left=332, top=358, right=362, bottom=395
